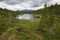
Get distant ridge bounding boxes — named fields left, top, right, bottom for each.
left=17, top=9, right=32, bottom=13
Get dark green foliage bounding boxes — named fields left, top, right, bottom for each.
left=0, top=4, right=60, bottom=40
left=33, top=4, right=60, bottom=40
left=0, top=8, right=20, bottom=34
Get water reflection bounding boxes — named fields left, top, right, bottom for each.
left=16, top=14, right=40, bottom=20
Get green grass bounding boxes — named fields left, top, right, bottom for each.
left=0, top=4, right=60, bottom=40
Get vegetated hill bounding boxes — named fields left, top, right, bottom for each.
left=32, top=4, right=60, bottom=40
left=0, top=8, right=20, bottom=34
left=0, top=4, right=60, bottom=40
left=18, top=9, right=32, bottom=13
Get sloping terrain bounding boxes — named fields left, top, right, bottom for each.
left=0, top=4, right=60, bottom=40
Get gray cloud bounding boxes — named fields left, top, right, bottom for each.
left=31, top=0, right=52, bottom=7
left=0, top=0, right=29, bottom=5
left=0, top=0, right=52, bottom=6
left=0, top=0, right=59, bottom=10
left=0, top=0, right=4, bottom=1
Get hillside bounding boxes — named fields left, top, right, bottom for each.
left=0, top=4, right=60, bottom=40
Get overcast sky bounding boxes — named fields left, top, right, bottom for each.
left=0, top=0, right=60, bottom=11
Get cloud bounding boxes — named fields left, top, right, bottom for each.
left=0, top=0, right=60, bottom=11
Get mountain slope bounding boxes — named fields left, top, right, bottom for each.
left=0, top=4, right=60, bottom=40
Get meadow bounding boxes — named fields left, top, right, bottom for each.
left=0, top=4, right=60, bottom=40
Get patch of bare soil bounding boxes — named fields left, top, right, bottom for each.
left=47, top=29, right=55, bottom=35
left=0, top=32, right=5, bottom=40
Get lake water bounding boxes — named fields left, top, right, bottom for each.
left=16, top=14, right=40, bottom=20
